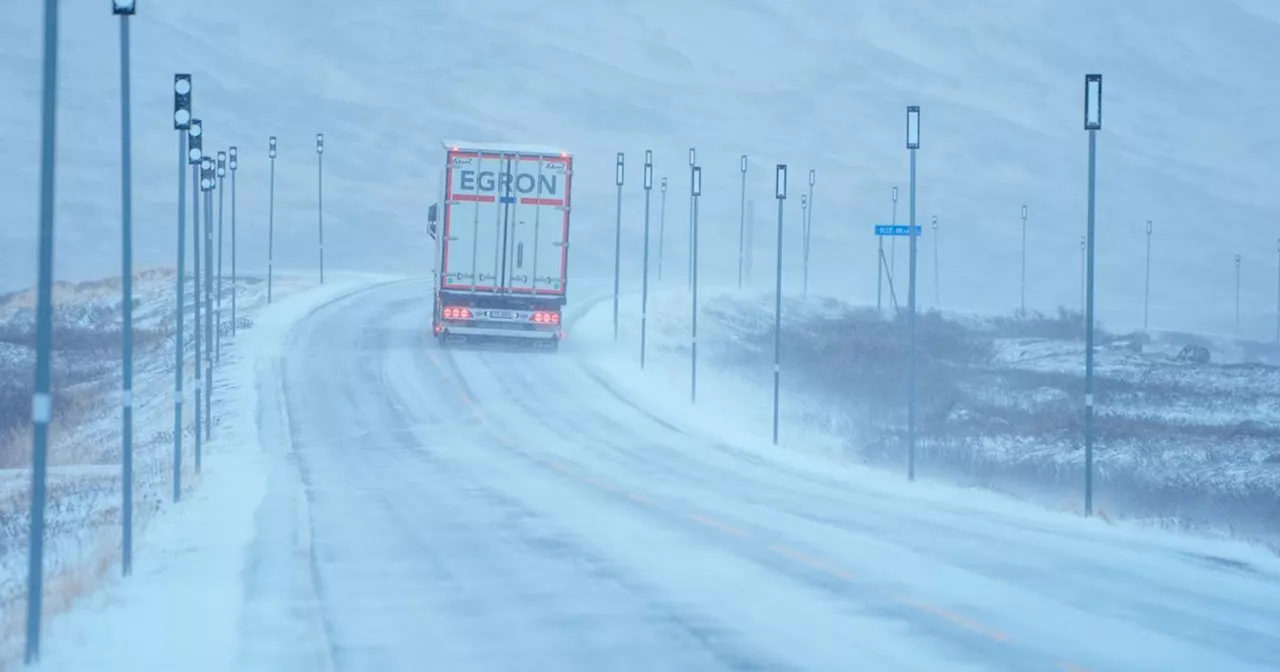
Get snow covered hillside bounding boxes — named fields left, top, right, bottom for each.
left=3, top=0, right=1280, bottom=337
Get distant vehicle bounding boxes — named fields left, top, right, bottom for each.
left=431, top=140, right=573, bottom=349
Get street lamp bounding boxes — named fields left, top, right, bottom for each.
left=804, top=169, right=815, bottom=297
left=25, top=0, right=61, bottom=661
left=772, top=164, right=787, bottom=445
left=1082, top=73, right=1102, bottom=516
left=688, top=147, right=696, bottom=292
left=228, top=146, right=238, bottom=340
left=641, top=150, right=653, bottom=368
left=316, top=133, right=325, bottom=284
left=268, top=136, right=277, bottom=303
left=1144, top=219, right=1153, bottom=331
left=170, top=76, right=190, bottom=508
left=115, top=0, right=137, bottom=580
left=691, top=164, right=702, bottom=404
left=906, top=105, right=921, bottom=482
left=613, top=151, right=624, bottom=341
left=1020, top=205, right=1028, bottom=315
left=190, top=120, right=204, bottom=473
left=738, top=155, right=748, bottom=288
left=216, top=151, right=226, bottom=363
left=658, top=176, right=668, bottom=282
left=932, top=214, right=940, bottom=308
left=1235, top=253, right=1243, bottom=333
left=800, top=194, right=808, bottom=297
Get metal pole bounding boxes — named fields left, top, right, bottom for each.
left=738, top=155, right=747, bottom=289
left=891, top=187, right=899, bottom=281
left=877, top=235, right=884, bottom=314
left=906, top=105, right=920, bottom=482
left=25, top=1, right=59, bottom=661
left=772, top=165, right=787, bottom=445
left=687, top=148, right=696, bottom=293
left=268, top=137, right=276, bottom=303
left=193, top=161, right=202, bottom=472
left=932, top=215, right=940, bottom=308
left=173, top=131, right=186, bottom=504
left=1020, top=206, right=1028, bottom=315
left=691, top=165, right=701, bottom=404
left=804, top=170, right=814, bottom=297
left=1236, top=254, right=1242, bottom=333
left=216, top=163, right=224, bottom=362
left=641, top=151, right=653, bottom=368
left=1144, top=220, right=1152, bottom=331
left=657, top=178, right=667, bottom=282
left=801, top=195, right=809, bottom=297
left=204, top=183, right=212, bottom=441
left=1276, top=239, right=1279, bottom=343
left=1080, top=236, right=1086, bottom=315
left=230, top=147, right=237, bottom=337
left=908, top=148, right=918, bottom=481
left=1084, top=128, right=1098, bottom=515
left=318, top=137, right=324, bottom=284
left=746, top=199, right=755, bottom=285
left=118, top=11, right=134, bottom=577
left=613, top=152, right=624, bottom=341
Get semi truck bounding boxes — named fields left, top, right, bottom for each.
left=431, top=140, right=573, bottom=349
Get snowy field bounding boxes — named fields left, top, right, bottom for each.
left=591, top=287, right=1280, bottom=550
left=0, top=270, right=333, bottom=665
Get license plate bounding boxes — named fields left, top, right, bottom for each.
left=487, top=310, right=515, bottom=320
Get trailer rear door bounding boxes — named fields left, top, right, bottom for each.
left=441, top=145, right=571, bottom=297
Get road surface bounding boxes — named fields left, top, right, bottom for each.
left=235, top=280, right=1280, bottom=672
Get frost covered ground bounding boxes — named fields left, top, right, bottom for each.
left=591, top=287, right=1280, bottom=552
left=0, top=270, right=321, bottom=665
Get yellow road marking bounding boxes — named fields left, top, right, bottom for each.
left=689, top=513, right=746, bottom=537
left=769, top=544, right=854, bottom=581
left=894, top=597, right=1009, bottom=642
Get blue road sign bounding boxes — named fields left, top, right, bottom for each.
left=875, top=225, right=922, bottom=236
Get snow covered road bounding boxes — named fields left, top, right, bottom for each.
left=244, top=280, right=1280, bottom=672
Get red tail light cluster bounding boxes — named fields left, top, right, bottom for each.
left=530, top=311, right=561, bottom=325
left=442, top=306, right=472, bottom=320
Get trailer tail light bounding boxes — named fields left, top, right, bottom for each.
left=442, top=306, right=472, bottom=320
left=530, top=311, right=561, bottom=325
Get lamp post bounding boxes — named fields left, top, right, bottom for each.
left=738, top=155, right=748, bottom=289
left=800, top=194, right=808, bottom=297
left=25, top=0, right=62, bottom=662
left=1144, top=220, right=1152, bottom=331
left=189, top=120, right=203, bottom=472
left=1020, top=205, right=1028, bottom=315
left=317, top=133, right=324, bottom=284
left=229, top=146, right=238, bottom=337
left=198, top=155, right=211, bottom=450
left=268, top=136, right=276, bottom=303
left=691, top=165, right=702, bottom=404
left=613, top=151, right=624, bottom=341
left=772, top=165, right=787, bottom=445
left=641, top=150, right=653, bottom=368
left=216, top=151, right=226, bottom=362
left=1276, top=239, right=1280, bottom=343
left=202, top=155, right=213, bottom=443
left=1235, top=254, right=1242, bottom=333
left=688, top=148, right=696, bottom=292
left=172, top=76, right=192, bottom=505
left=115, top=0, right=136, bottom=579
left=932, top=215, right=939, bottom=308
left=1080, top=236, right=1086, bottom=314
left=658, top=177, right=667, bottom=281
left=891, top=185, right=899, bottom=281
left=804, top=169, right=815, bottom=297
left=1082, top=73, right=1103, bottom=516
left=906, top=105, right=921, bottom=481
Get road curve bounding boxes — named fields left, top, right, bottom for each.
left=237, top=280, right=1280, bottom=672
